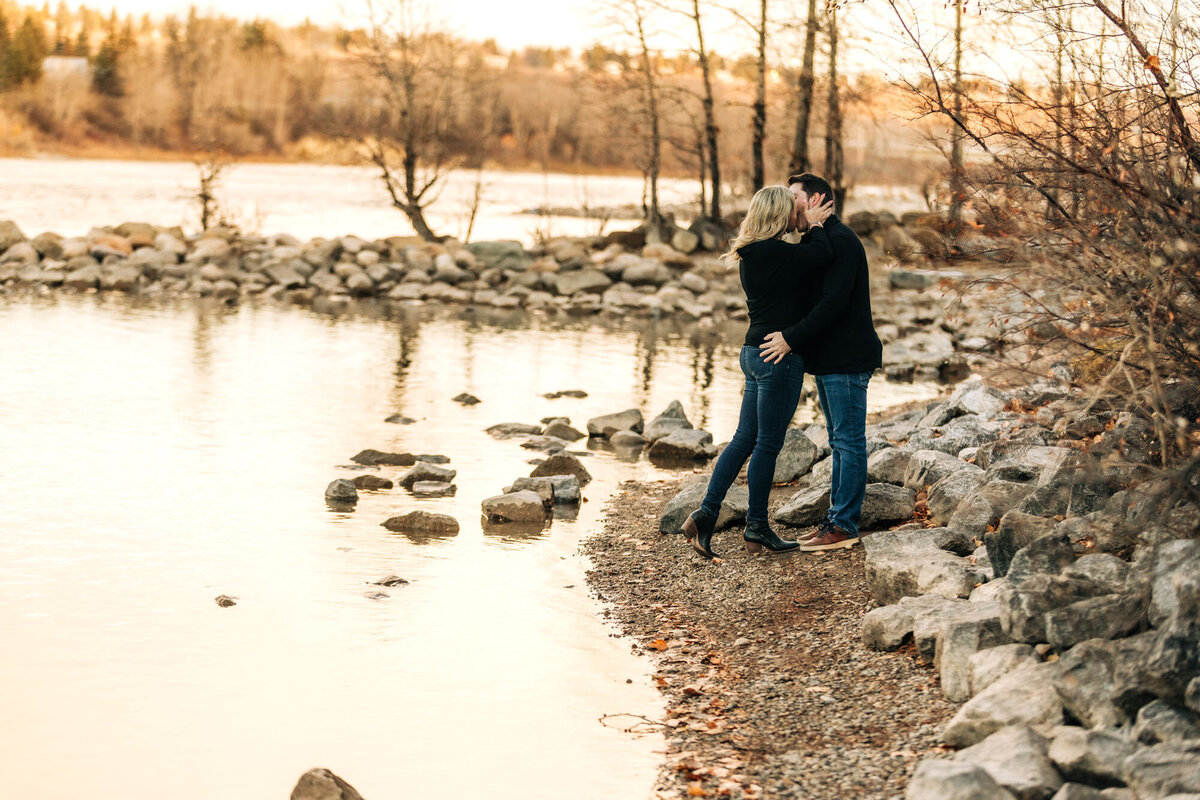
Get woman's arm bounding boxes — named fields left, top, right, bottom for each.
left=776, top=225, right=833, bottom=275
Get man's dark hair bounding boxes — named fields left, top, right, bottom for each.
left=787, top=173, right=834, bottom=203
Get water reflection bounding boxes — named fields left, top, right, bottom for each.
left=0, top=293, right=946, bottom=800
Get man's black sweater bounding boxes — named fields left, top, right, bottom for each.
left=737, top=229, right=833, bottom=348
left=780, top=216, right=883, bottom=375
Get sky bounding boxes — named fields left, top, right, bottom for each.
left=108, top=0, right=598, bottom=49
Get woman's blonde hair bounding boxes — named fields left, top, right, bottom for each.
left=721, top=185, right=794, bottom=264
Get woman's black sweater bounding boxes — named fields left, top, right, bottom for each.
left=737, top=228, right=832, bottom=349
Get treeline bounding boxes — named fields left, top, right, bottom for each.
left=0, top=1, right=934, bottom=197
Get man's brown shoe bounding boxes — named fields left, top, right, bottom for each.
left=797, top=522, right=832, bottom=542
left=799, top=525, right=859, bottom=551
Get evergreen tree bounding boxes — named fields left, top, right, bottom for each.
left=91, top=30, right=120, bottom=95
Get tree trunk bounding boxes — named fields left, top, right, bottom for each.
left=751, top=0, right=767, bottom=192
left=789, top=0, right=818, bottom=175
left=692, top=0, right=721, bottom=222
left=949, top=0, right=964, bottom=233
left=825, top=8, right=845, bottom=213
left=634, top=2, right=662, bottom=226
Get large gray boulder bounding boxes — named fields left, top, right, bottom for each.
left=1122, top=742, right=1200, bottom=799
left=648, top=429, right=716, bottom=460
left=465, top=240, right=528, bottom=271
left=324, top=479, right=358, bottom=503
left=955, top=725, right=1063, bottom=800
left=863, top=528, right=983, bottom=605
left=482, top=491, right=547, bottom=523
left=943, top=661, right=1065, bottom=748
left=773, top=485, right=830, bottom=526
left=1133, top=700, right=1200, bottom=745
left=290, top=768, right=366, bottom=800
left=987, top=512, right=1059, bottom=579
left=921, top=380, right=1010, bottom=427
left=1044, top=594, right=1146, bottom=651
left=553, top=269, right=612, bottom=295
left=929, top=469, right=986, bottom=525
left=587, top=408, right=644, bottom=437
left=1051, top=632, right=1158, bottom=728
left=906, top=758, right=1018, bottom=800
left=936, top=602, right=1011, bottom=702
left=773, top=428, right=821, bottom=482
left=969, top=644, right=1039, bottom=696
left=659, top=479, right=748, bottom=535
left=905, top=449, right=980, bottom=491
left=397, top=461, right=456, bottom=489
left=861, top=594, right=964, bottom=651
left=1047, top=727, right=1135, bottom=787
left=861, top=483, right=919, bottom=528
left=0, top=220, right=26, bottom=252
left=380, top=511, right=460, bottom=534
left=642, top=400, right=693, bottom=442
left=1000, top=573, right=1108, bottom=644
left=530, top=453, right=592, bottom=485
left=910, top=416, right=1009, bottom=456
left=868, top=447, right=913, bottom=485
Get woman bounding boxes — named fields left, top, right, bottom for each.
left=682, top=185, right=834, bottom=558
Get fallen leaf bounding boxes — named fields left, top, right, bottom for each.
left=686, top=785, right=708, bottom=797
left=682, top=685, right=704, bottom=696
left=647, top=639, right=669, bottom=651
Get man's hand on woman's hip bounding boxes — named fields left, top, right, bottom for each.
left=760, top=331, right=791, bottom=364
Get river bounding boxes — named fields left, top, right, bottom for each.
left=0, top=292, right=942, bottom=799
left=0, top=156, right=925, bottom=245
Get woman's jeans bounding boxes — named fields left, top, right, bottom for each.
left=700, top=346, right=805, bottom=527
left=815, top=371, right=872, bottom=535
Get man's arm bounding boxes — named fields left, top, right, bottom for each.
left=779, top=233, right=857, bottom=350
left=776, top=225, right=833, bottom=274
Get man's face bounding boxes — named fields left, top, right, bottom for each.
left=790, top=185, right=809, bottom=230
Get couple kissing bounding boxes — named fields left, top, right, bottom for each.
left=683, top=173, right=883, bottom=559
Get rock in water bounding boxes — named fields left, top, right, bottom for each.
left=214, top=595, right=238, bottom=607
left=586, top=408, right=644, bottom=437
left=482, top=491, right=546, bottom=523
left=290, top=768, right=366, bottom=800
left=325, top=479, right=358, bottom=503
left=380, top=511, right=460, bottom=534
left=353, top=474, right=393, bottom=490
left=397, top=462, right=457, bottom=489
left=452, top=393, right=481, bottom=405
left=530, top=453, right=592, bottom=485
left=350, top=449, right=416, bottom=467
left=643, top=400, right=693, bottom=442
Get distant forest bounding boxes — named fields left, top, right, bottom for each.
left=0, top=0, right=937, bottom=195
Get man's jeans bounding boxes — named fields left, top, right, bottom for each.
left=701, top=347, right=805, bottom=526
left=816, top=371, right=872, bottom=535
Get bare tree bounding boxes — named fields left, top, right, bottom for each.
left=885, top=0, right=1200, bottom=488
left=667, top=0, right=723, bottom=221
left=604, top=0, right=666, bottom=228
left=788, top=0, right=819, bottom=176
left=824, top=5, right=845, bottom=212
left=358, top=0, right=459, bottom=241
left=948, top=0, right=964, bottom=232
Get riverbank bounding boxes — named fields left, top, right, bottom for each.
left=584, top=378, right=1200, bottom=800
left=0, top=213, right=1037, bottom=385
left=586, top=479, right=956, bottom=800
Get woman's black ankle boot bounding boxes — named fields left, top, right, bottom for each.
left=743, top=522, right=800, bottom=553
left=683, top=510, right=718, bottom=559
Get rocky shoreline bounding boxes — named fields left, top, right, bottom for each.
left=1, top=213, right=1030, bottom=384
left=584, top=378, right=1200, bottom=800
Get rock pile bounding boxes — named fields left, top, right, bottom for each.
left=821, top=378, right=1200, bottom=800
left=1, top=215, right=1065, bottom=384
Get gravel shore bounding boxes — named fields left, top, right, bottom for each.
left=585, top=478, right=956, bottom=800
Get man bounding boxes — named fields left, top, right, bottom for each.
left=759, top=173, right=883, bottom=551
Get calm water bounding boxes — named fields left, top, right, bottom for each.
left=0, top=157, right=926, bottom=244
left=0, top=294, right=941, bottom=799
